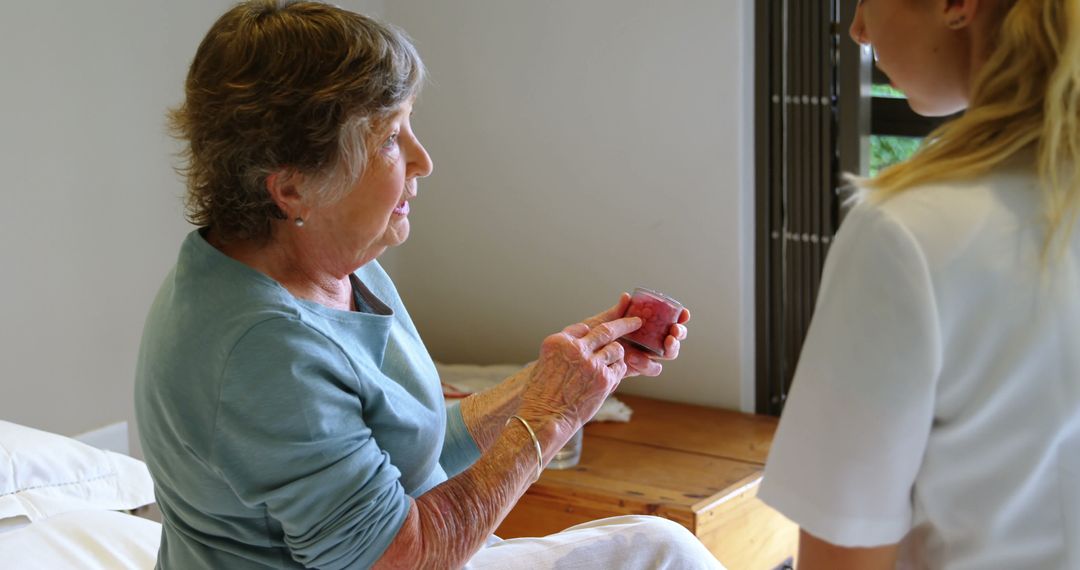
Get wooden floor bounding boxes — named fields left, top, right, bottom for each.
left=496, top=394, right=798, bottom=569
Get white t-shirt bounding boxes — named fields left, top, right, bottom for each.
left=758, top=162, right=1080, bottom=569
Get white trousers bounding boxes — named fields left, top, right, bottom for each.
left=463, top=515, right=726, bottom=570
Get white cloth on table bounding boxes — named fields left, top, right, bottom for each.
left=464, top=515, right=725, bottom=569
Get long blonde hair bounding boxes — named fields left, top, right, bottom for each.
left=865, top=0, right=1080, bottom=258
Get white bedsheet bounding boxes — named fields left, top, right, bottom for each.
left=0, top=509, right=160, bottom=569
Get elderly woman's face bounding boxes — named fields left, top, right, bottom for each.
left=308, top=100, right=433, bottom=266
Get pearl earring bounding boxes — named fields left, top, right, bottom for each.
left=294, top=217, right=305, bottom=227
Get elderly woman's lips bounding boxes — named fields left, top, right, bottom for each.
left=393, top=200, right=410, bottom=215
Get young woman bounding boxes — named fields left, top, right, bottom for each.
left=759, top=1, right=1080, bottom=568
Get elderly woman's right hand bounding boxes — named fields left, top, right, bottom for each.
left=517, top=316, right=642, bottom=456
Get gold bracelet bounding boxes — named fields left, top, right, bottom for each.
left=506, top=414, right=543, bottom=481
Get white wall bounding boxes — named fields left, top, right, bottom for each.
left=0, top=0, right=383, bottom=455
left=0, top=0, right=753, bottom=463
left=385, top=1, right=756, bottom=410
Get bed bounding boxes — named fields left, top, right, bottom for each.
left=0, top=420, right=160, bottom=569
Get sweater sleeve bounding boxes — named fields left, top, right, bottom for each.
left=440, top=401, right=481, bottom=477
left=210, top=317, right=409, bottom=570
left=758, top=201, right=944, bottom=547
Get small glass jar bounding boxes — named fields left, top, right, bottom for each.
left=546, top=428, right=584, bottom=470
left=621, top=287, right=683, bottom=356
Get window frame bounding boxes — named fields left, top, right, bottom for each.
left=754, top=0, right=959, bottom=416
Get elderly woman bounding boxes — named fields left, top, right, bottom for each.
left=135, top=2, right=720, bottom=569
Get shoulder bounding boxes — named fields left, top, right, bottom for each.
left=855, top=165, right=1039, bottom=251
left=223, top=315, right=354, bottom=382
left=140, top=235, right=355, bottom=396
left=846, top=165, right=1043, bottom=295
left=823, top=195, right=931, bottom=288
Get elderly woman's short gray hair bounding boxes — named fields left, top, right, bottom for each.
left=169, top=0, right=425, bottom=243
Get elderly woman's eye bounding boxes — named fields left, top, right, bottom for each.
left=382, top=133, right=399, bottom=150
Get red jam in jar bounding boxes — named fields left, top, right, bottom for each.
left=621, top=287, right=683, bottom=356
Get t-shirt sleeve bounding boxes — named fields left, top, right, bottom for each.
left=210, top=317, right=409, bottom=570
left=758, top=202, right=943, bottom=547
left=440, top=401, right=481, bottom=477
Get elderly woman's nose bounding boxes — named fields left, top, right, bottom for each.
left=849, top=7, right=869, bottom=45
left=408, top=136, right=434, bottom=179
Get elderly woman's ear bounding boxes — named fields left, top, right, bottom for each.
left=265, top=170, right=307, bottom=222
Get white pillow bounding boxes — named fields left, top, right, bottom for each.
left=0, top=420, right=155, bottom=525
left=0, top=509, right=160, bottom=569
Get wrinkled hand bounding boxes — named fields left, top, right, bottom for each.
left=582, top=293, right=691, bottom=377
left=519, top=316, right=642, bottom=446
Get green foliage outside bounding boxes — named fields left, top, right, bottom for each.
left=869, top=83, right=920, bottom=176
left=871, top=83, right=906, bottom=99
left=870, top=135, right=921, bottom=177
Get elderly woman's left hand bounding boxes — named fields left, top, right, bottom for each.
left=582, top=292, right=691, bottom=377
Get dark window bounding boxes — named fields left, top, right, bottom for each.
left=754, top=0, right=958, bottom=416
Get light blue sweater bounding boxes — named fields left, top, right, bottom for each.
left=135, top=231, right=481, bottom=569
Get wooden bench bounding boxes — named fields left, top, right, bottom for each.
left=495, top=394, right=798, bottom=569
